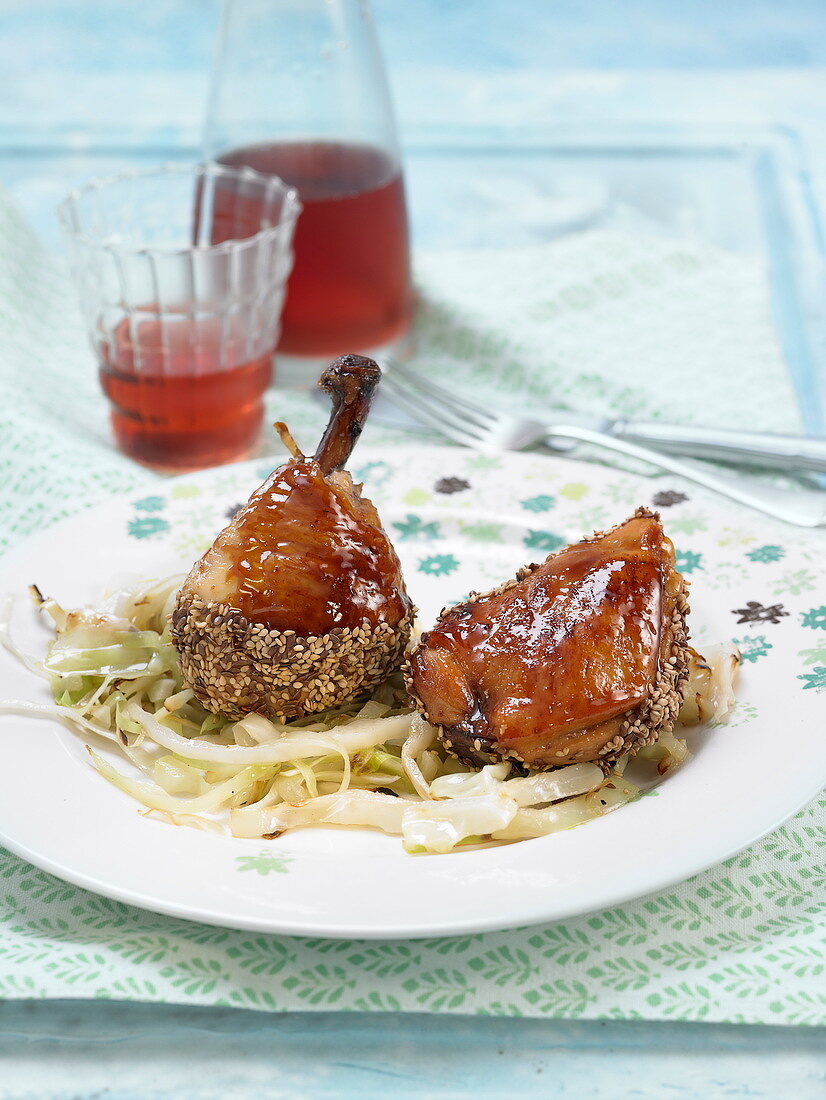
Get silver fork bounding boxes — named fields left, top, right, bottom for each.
left=380, top=364, right=826, bottom=528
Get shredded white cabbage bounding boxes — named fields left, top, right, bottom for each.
left=679, top=644, right=741, bottom=727
left=0, top=576, right=736, bottom=854
left=401, top=713, right=436, bottom=799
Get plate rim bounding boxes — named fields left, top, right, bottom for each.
left=0, top=781, right=816, bottom=940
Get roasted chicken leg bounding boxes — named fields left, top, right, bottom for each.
left=172, top=355, right=413, bottom=720
left=406, top=509, right=690, bottom=769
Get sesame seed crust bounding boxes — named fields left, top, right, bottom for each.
left=405, top=507, right=691, bottom=772
left=172, top=593, right=414, bottom=720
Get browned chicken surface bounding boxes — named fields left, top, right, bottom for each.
left=172, top=355, right=413, bottom=720
left=407, top=509, right=690, bottom=769
left=210, top=460, right=408, bottom=635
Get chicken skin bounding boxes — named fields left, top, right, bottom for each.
left=407, top=509, right=690, bottom=769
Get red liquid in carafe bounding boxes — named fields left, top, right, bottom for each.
left=215, top=141, right=413, bottom=355
left=99, top=315, right=273, bottom=471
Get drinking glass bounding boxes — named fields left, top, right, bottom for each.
left=205, top=0, right=413, bottom=366
left=58, top=163, right=300, bottom=471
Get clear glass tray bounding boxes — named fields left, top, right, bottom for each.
left=403, top=123, right=826, bottom=436
left=3, top=121, right=825, bottom=432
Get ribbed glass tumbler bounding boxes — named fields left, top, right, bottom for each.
left=58, top=163, right=300, bottom=471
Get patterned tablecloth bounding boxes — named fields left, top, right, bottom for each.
left=0, top=185, right=823, bottom=1025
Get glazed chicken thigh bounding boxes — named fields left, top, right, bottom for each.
left=407, top=509, right=690, bottom=769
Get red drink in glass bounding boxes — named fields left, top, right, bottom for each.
left=60, top=164, right=298, bottom=472
left=99, top=314, right=272, bottom=471
left=215, top=141, right=413, bottom=356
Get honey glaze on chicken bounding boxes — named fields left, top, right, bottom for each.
left=406, top=509, right=690, bottom=769
left=195, top=450, right=409, bottom=636
left=172, top=355, right=413, bottom=720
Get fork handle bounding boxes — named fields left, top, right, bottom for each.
left=612, top=419, right=826, bottom=474
left=546, top=425, right=826, bottom=527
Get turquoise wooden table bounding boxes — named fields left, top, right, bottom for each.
left=0, top=2, right=825, bottom=1096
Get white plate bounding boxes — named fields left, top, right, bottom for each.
left=0, top=447, right=823, bottom=939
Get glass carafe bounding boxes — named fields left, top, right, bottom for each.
left=205, top=0, right=413, bottom=367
